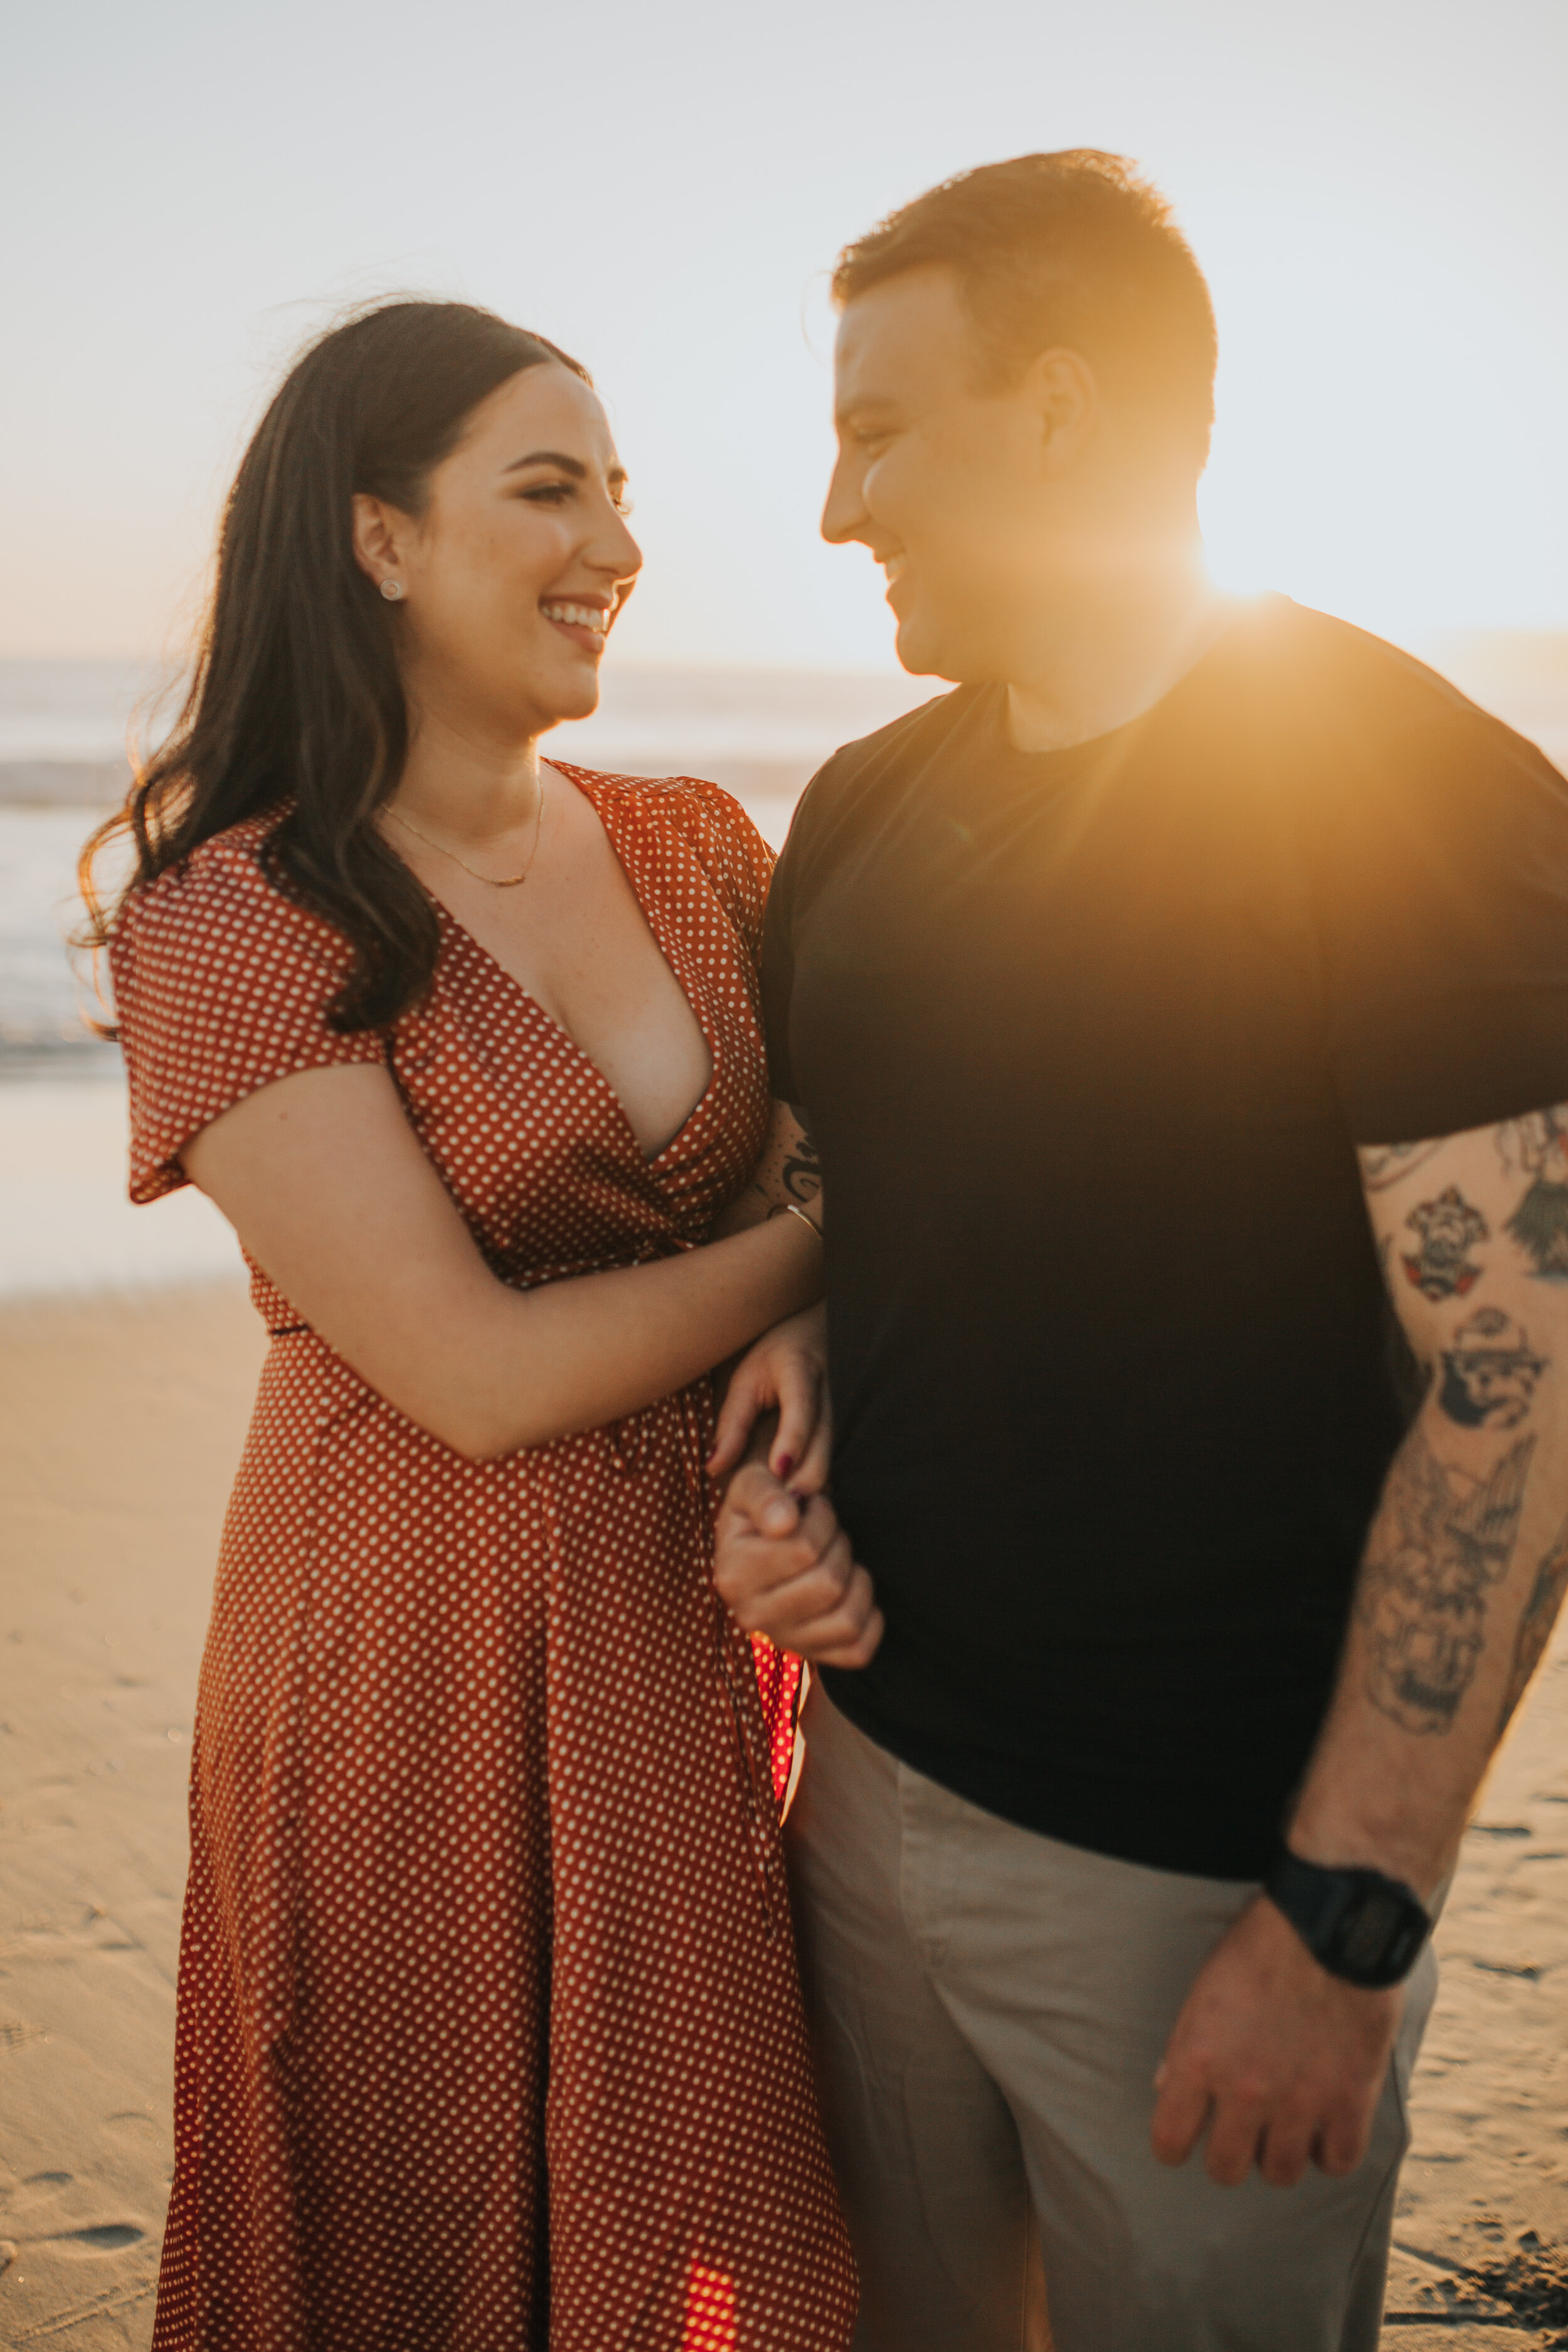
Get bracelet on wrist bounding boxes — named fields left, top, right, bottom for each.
left=776, top=1201, right=823, bottom=1243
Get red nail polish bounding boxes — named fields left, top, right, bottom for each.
left=776, top=1455, right=795, bottom=1478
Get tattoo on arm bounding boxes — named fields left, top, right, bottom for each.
left=1495, top=1510, right=1568, bottom=1736
left=1359, top=1431, right=1534, bottom=1735
left=1401, top=1187, right=1489, bottom=1300
left=1360, top=1138, right=1446, bottom=1192
left=1497, top=1107, right=1568, bottom=1281
left=781, top=1105, right=822, bottom=1205
left=736, top=1103, right=822, bottom=1222
left=1437, top=1308, right=1547, bottom=1430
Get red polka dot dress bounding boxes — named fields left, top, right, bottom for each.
left=110, top=766, right=856, bottom=2352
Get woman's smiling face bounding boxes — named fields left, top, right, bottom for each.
left=356, top=360, right=643, bottom=740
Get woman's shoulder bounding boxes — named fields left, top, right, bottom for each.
left=558, top=760, right=763, bottom=838
left=113, top=810, right=255, bottom=931
left=109, top=809, right=360, bottom=1036
left=109, top=810, right=385, bottom=1202
left=554, top=761, right=775, bottom=938
left=120, top=808, right=273, bottom=908
left=115, top=811, right=339, bottom=961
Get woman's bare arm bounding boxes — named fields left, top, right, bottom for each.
left=182, top=1061, right=824, bottom=1461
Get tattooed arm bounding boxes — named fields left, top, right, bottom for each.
left=1153, top=1101, right=1568, bottom=2192
left=1296, top=1103, right=1568, bottom=1873
left=711, top=1098, right=824, bottom=1237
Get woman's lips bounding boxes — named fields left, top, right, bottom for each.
left=541, top=598, right=610, bottom=652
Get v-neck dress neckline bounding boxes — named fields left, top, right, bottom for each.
left=419, top=760, right=719, bottom=1172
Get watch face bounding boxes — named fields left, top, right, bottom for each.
left=1268, top=1854, right=1430, bottom=1987
left=1338, top=1890, right=1404, bottom=1977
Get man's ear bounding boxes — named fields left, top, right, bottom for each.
left=1025, top=347, right=1101, bottom=477
left=351, top=493, right=411, bottom=591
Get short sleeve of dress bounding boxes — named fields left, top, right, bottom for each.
left=109, top=822, right=387, bottom=1202
left=1301, top=634, right=1568, bottom=1145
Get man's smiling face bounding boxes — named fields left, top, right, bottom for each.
left=821, top=267, right=1071, bottom=686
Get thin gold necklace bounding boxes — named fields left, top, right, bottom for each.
left=388, top=775, right=547, bottom=889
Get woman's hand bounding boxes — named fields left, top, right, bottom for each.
left=707, top=1302, right=831, bottom=1493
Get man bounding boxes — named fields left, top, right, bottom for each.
left=711, top=151, right=1568, bottom=2350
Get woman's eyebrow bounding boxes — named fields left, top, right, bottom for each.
left=499, top=450, right=628, bottom=490
left=502, top=449, right=588, bottom=476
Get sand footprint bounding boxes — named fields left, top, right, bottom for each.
left=0, top=2175, right=148, bottom=2257
left=6, top=2172, right=73, bottom=2208
left=48, top=2223, right=147, bottom=2256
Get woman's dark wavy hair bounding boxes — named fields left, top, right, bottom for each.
left=80, top=299, right=589, bottom=1032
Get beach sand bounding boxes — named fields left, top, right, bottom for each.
left=1, top=1283, right=260, bottom=2348
left=3, top=1285, right=1568, bottom=2348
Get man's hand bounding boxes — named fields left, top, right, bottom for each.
left=1150, top=1894, right=1401, bottom=2188
left=714, top=1463, right=884, bottom=1666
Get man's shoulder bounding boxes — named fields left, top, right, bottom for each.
left=814, top=683, right=968, bottom=788
left=1239, top=596, right=1549, bottom=766
left=785, top=684, right=974, bottom=853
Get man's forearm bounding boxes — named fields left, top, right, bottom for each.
left=1290, top=1397, right=1568, bottom=1898
left=712, top=1100, right=822, bottom=1237
left=1152, top=1106, right=1568, bottom=2188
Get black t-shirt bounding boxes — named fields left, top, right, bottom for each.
left=761, top=595, right=1568, bottom=1878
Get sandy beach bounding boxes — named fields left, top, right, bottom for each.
left=1, top=1281, right=258, bottom=2348
left=0, top=1271, right=1564, bottom=2348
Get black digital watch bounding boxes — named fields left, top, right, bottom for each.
left=1263, top=1850, right=1431, bottom=1989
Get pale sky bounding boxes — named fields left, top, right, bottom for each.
left=4, top=0, right=1567, bottom=670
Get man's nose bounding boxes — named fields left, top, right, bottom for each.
left=820, top=450, right=866, bottom=547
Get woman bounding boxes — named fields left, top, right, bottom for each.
left=83, top=299, right=872, bottom=2351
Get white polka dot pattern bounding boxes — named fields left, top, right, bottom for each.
left=109, top=768, right=855, bottom=2351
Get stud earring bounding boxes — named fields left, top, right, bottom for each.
left=379, top=579, right=404, bottom=602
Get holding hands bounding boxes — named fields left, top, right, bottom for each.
left=708, top=1302, right=884, bottom=1667
left=713, top=1465, right=884, bottom=1667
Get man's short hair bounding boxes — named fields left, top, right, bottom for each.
left=833, top=151, right=1218, bottom=470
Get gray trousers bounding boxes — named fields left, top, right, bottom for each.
left=784, top=1681, right=1438, bottom=2352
